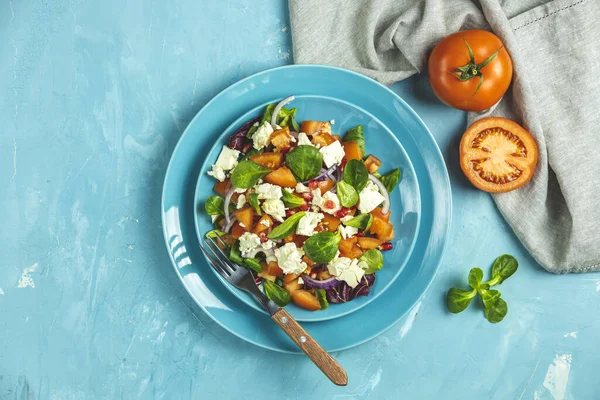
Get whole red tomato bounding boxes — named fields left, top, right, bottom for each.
left=428, top=30, right=513, bottom=111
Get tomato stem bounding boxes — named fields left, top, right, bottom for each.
left=451, top=38, right=504, bottom=96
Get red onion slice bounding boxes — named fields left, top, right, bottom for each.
left=223, top=186, right=236, bottom=225
left=223, top=216, right=237, bottom=233
left=368, top=174, right=391, bottom=214
left=301, top=274, right=340, bottom=290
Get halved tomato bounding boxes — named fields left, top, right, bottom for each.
left=460, top=117, right=538, bottom=193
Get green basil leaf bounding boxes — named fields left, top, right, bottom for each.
left=336, top=181, right=359, bottom=207
left=315, top=289, right=329, bottom=310
left=285, top=145, right=323, bottom=181
left=263, top=279, right=291, bottom=307
left=491, top=254, right=518, bottom=285
left=343, top=213, right=373, bottom=230
left=282, top=190, right=305, bottom=208
left=446, top=287, right=477, bottom=313
left=248, top=193, right=261, bottom=215
left=243, top=257, right=263, bottom=273
left=468, top=267, right=483, bottom=290
left=359, top=249, right=384, bottom=274
left=381, top=168, right=401, bottom=194
left=267, top=212, right=306, bottom=240
left=343, top=125, right=365, bottom=157
left=205, top=229, right=226, bottom=239
left=343, top=159, right=369, bottom=193
left=484, top=297, right=508, bottom=323
left=205, top=196, right=224, bottom=216
left=230, top=160, right=271, bottom=189
left=228, top=241, right=244, bottom=264
left=303, top=231, right=341, bottom=263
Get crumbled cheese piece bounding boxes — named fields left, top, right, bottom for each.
left=296, top=212, right=324, bottom=237
left=297, top=277, right=304, bottom=285
left=234, top=188, right=247, bottom=194
left=274, top=243, right=307, bottom=275
left=295, top=182, right=310, bottom=193
left=262, top=199, right=286, bottom=222
left=317, top=191, right=341, bottom=215
left=330, top=119, right=335, bottom=125
left=338, top=224, right=358, bottom=239
left=211, top=215, right=219, bottom=223
left=207, top=146, right=240, bottom=181
left=238, top=232, right=275, bottom=257
left=239, top=222, right=246, bottom=228
left=319, top=141, right=345, bottom=168
left=238, top=232, right=261, bottom=257
left=283, top=187, right=294, bottom=193
left=327, top=257, right=365, bottom=288
left=207, top=166, right=226, bottom=182
left=255, top=183, right=283, bottom=200
left=252, top=122, right=274, bottom=150
left=236, top=194, right=247, bottom=209
left=260, top=218, right=271, bottom=227
left=297, top=132, right=315, bottom=147
left=358, top=180, right=386, bottom=213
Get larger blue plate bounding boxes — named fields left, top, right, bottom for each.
left=162, top=65, right=451, bottom=353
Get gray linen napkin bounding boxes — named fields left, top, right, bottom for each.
left=289, top=0, right=600, bottom=273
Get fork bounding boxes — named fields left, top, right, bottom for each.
left=200, top=236, right=348, bottom=386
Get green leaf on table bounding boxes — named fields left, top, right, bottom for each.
left=468, top=267, right=483, bottom=289
left=480, top=289, right=501, bottom=310
left=359, top=249, right=384, bottom=274
left=491, top=254, right=519, bottom=285
left=484, top=297, right=508, bottom=323
left=263, top=279, right=291, bottom=307
left=446, top=287, right=477, bottom=313
left=336, top=181, right=359, bottom=207
left=380, top=168, right=401, bottom=194
left=303, top=231, right=341, bottom=263
left=343, top=159, right=369, bottom=193
left=285, top=145, right=323, bottom=181
left=230, top=160, right=271, bottom=189
left=268, top=212, right=306, bottom=240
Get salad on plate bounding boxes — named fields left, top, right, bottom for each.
left=204, top=96, right=401, bottom=311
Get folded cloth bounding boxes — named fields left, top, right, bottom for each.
left=289, top=0, right=600, bottom=273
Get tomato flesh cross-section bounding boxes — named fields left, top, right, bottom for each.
left=460, top=117, right=538, bottom=193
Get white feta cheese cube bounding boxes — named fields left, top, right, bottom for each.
left=358, top=180, right=386, bottom=213
left=319, top=140, right=345, bottom=168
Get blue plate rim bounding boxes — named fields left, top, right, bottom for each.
left=161, top=64, right=452, bottom=353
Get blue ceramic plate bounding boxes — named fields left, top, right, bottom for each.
left=194, top=95, right=420, bottom=322
left=162, top=65, right=451, bottom=353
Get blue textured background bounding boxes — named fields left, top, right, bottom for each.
left=1, top=0, right=599, bottom=398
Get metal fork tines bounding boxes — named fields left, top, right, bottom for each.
left=200, top=236, right=279, bottom=314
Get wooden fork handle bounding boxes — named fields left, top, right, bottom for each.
left=272, top=309, right=348, bottom=386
